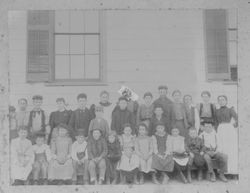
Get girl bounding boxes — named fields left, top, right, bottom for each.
left=135, top=123, right=153, bottom=184
left=151, top=124, right=174, bottom=184
left=171, top=90, right=189, bottom=138
left=106, top=131, right=122, bottom=185
left=197, top=91, right=216, bottom=129
left=167, top=128, right=190, bottom=183
left=136, top=92, right=154, bottom=127
left=216, top=95, right=238, bottom=174
left=48, top=124, right=74, bottom=185
left=117, top=124, right=139, bottom=184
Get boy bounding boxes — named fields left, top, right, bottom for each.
left=11, top=126, right=34, bottom=185
left=199, top=121, right=228, bottom=182
left=71, top=130, right=89, bottom=185
left=32, top=133, right=51, bottom=185
left=185, top=127, right=206, bottom=181
left=28, top=95, right=49, bottom=144
left=16, top=98, right=30, bottom=128
left=88, top=128, right=108, bottom=185
left=69, top=93, right=92, bottom=138
left=111, top=96, right=135, bottom=135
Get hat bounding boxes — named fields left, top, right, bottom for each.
left=158, top=85, right=168, bottom=90
left=75, top=129, right=85, bottom=137
left=32, top=95, right=43, bottom=100
left=95, top=105, right=104, bottom=112
left=143, top=92, right=153, bottom=99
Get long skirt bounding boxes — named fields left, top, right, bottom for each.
left=152, top=154, right=174, bottom=172
left=48, top=159, right=74, bottom=180
left=11, top=162, right=33, bottom=181
left=106, top=158, right=119, bottom=179
left=139, top=156, right=153, bottom=173
left=117, top=153, right=139, bottom=171
left=217, top=123, right=238, bottom=174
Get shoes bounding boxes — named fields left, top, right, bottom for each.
left=218, top=173, right=228, bottom=182
left=152, top=173, right=160, bottom=184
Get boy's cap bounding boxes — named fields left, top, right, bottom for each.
left=32, top=95, right=43, bottom=100
left=158, top=85, right=168, bottom=90
left=75, top=129, right=85, bottom=137
left=95, top=105, right=104, bottom=112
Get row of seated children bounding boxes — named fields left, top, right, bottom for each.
left=11, top=119, right=228, bottom=186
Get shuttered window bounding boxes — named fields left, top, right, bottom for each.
left=204, top=9, right=230, bottom=81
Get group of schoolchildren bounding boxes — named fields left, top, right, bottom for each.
left=9, top=85, right=238, bottom=186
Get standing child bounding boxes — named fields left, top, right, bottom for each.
left=167, top=128, right=190, bottom=183
left=32, top=133, right=51, bottom=185
left=199, top=121, right=228, bottom=182
left=136, top=92, right=154, bottom=127
left=88, top=106, right=109, bottom=138
left=48, top=124, right=74, bottom=185
left=16, top=98, right=30, bottom=128
left=111, top=97, right=135, bottom=135
left=185, top=127, right=206, bottom=181
left=135, top=123, right=154, bottom=184
left=48, top=98, right=72, bottom=145
left=106, top=131, right=122, bottom=185
left=71, top=130, right=89, bottom=185
left=87, top=128, right=108, bottom=185
left=28, top=95, right=49, bottom=144
left=69, top=93, right=92, bottom=138
left=151, top=124, right=174, bottom=184
left=216, top=95, right=238, bottom=174
left=11, top=126, right=34, bottom=185
left=117, top=124, right=140, bottom=184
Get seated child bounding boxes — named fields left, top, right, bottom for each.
left=87, top=128, right=108, bottom=185
left=11, top=126, right=34, bottom=185
left=32, top=133, right=51, bottom=185
left=167, top=128, right=190, bottom=183
left=48, top=124, right=74, bottom=185
left=151, top=124, right=174, bottom=184
left=88, top=106, right=109, bottom=138
left=135, top=123, right=154, bottom=184
left=71, top=130, right=89, bottom=185
left=106, top=131, right=122, bottom=185
left=185, top=127, right=206, bottom=182
left=199, top=121, right=228, bottom=182
left=117, top=123, right=140, bottom=184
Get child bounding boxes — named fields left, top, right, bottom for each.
left=87, top=128, right=107, bottom=185
left=185, top=127, right=206, bottom=181
left=151, top=124, right=174, bottom=184
left=88, top=106, right=109, bottom=138
left=197, top=91, right=216, bottom=128
left=48, top=98, right=72, bottom=144
left=48, top=124, right=74, bottom=185
left=171, top=90, right=189, bottom=138
left=135, top=123, right=154, bottom=184
left=149, top=105, right=170, bottom=136
left=216, top=95, right=238, bottom=174
left=106, top=131, right=122, bottom=185
left=11, top=126, right=34, bottom=185
left=32, top=133, right=51, bottom=185
left=9, top=105, right=18, bottom=140
left=28, top=95, right=49, bottom=144
left=71, top=130, right=89, bottom=185
left=16, top=98, right=30, bottom=128
left=183, top=95, right=200, bottom=133
left=117, top=124, right=139, bottom=184
left=136, top=92, right=154, bottom=127
left=199, top=121, right=228, bottom=182
left=111, top=96, right=135, bottom=135
left=167, top=128, right=190, bottom=183
left=69, top=93, right=92, bottom=138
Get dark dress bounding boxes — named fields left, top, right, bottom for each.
left=149, top=115, right=170, bottom=136
left=153, top=96, right=173, bottom=120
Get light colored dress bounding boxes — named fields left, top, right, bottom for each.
left=11, top=137, right=34, bottom=181
left=48, top=136, right=74, bottom=180
left=135, top=136, right=153, bottom=173
left=117, top=134, right=139, bottom=171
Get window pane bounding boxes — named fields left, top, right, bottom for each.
left=55, top=11, right=70, bottom=33
left=55, top=55, right=70, bottom=79
left=70, top=11, right=84, bottom=33
left=70, top=35, right=84, bottom=54
left=229, top=41, right=237, bottom=65
left=85, top=11, right=99, bottom=33
left=55, top=35, right=69, bottom=54
left=85, top=54, right=99, bottom=79
left=85, top=35, right=99, bottom=54
left=70, top=55, right=85, bottom=79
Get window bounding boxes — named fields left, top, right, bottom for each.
left=27, top=10, right=105, bottom=84
left=204, top=9, right=238, bottom=82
